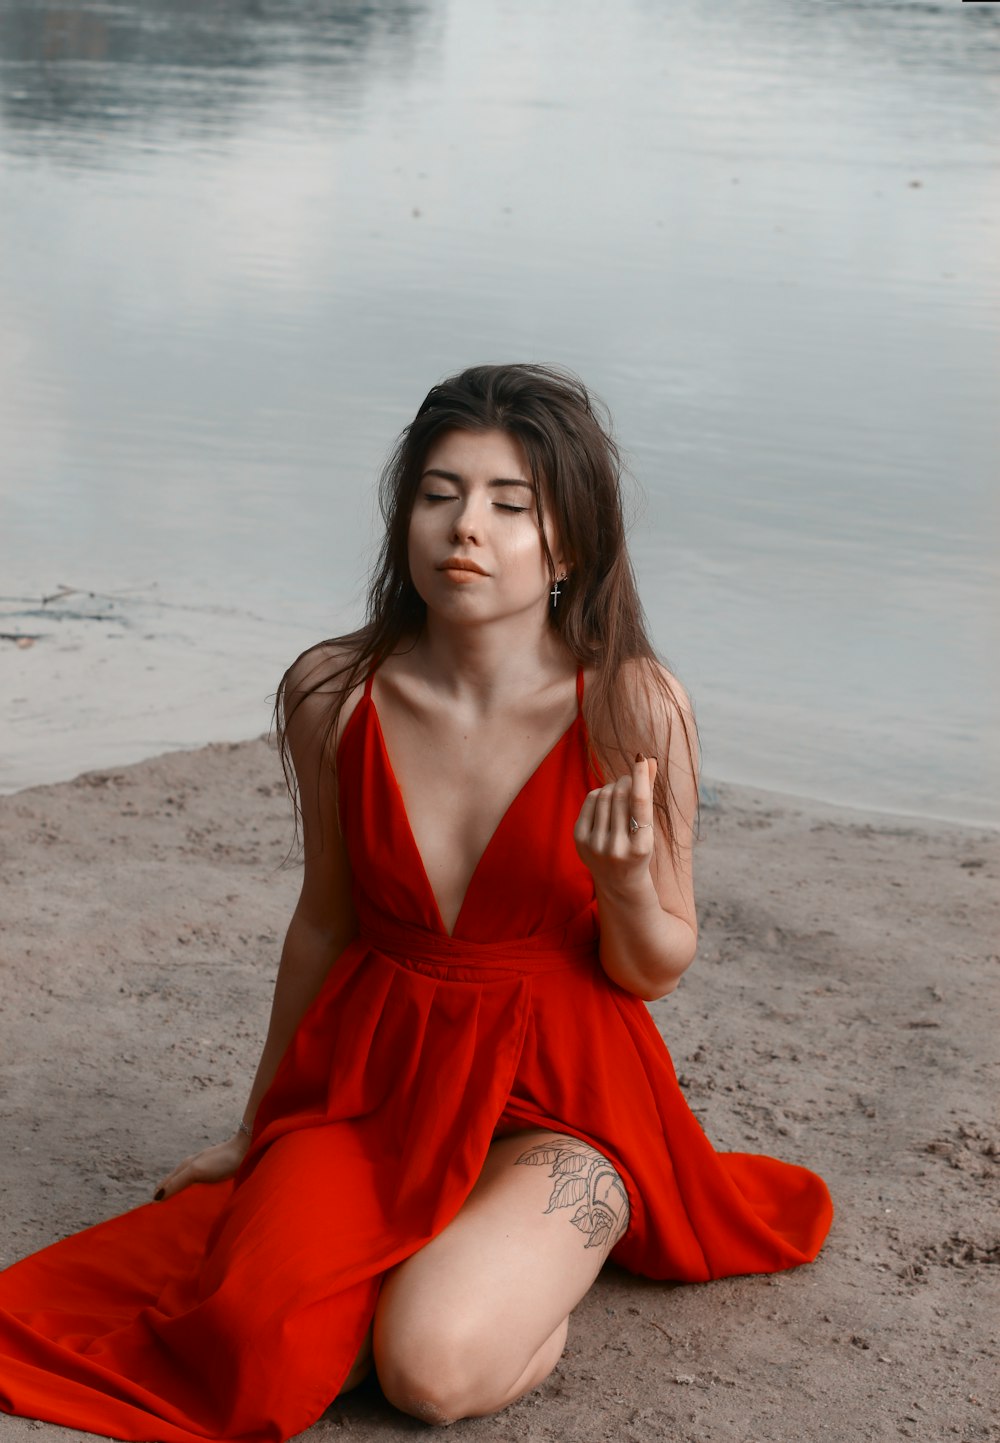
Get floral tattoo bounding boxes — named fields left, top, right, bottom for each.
left=516, top=1136, right=630, bottom=1252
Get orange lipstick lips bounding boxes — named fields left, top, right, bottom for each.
left=437, top=557, right=488, bottom=581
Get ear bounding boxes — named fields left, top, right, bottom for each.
left=546, top=517, right=573, bottom=580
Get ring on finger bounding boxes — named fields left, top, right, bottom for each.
left=629, top=815, right=653, bottom=834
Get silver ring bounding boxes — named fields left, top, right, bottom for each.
left=629, top=816, right=653, bottom=834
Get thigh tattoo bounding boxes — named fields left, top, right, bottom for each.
left=516, top=1135, right=630, bottom=1253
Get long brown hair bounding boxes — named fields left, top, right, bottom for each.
left=274, top=363, right=700, bottom=861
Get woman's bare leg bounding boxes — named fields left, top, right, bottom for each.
left=373, top=1130, right=629, bottom=1425
left=338, top=1322, right=374, bottom=1394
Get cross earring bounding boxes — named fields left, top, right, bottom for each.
left=550, top=574, right=568, bottom=607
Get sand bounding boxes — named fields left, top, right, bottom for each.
left=0, top=737, right=997, bottom=1443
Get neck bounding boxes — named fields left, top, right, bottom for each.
left=413, top=611, right=573, bottom=707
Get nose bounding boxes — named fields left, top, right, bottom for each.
left=449, top=493, right=483, bottom=545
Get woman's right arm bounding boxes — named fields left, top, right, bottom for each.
left=153, top=653, right=358, bottom=1201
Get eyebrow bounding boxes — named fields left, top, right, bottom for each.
left=420, top=468, right=535, bottom=492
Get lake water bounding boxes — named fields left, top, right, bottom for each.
left=1, top=0, right=998, bottom=825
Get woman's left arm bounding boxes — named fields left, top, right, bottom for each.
left=574, top=673, right=699, bottom=1001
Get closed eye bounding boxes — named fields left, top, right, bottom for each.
left=423, top=491, right=528, bottom=514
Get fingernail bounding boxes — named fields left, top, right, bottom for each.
left=153, top=1188, right=165, bottom=1202
left=635, top=752, right=643, bottom=763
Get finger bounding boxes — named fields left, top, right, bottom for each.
left=154, top=1172, right=187, bottom=1203
left=610, top=773, right=632, bottom=847
left=156, top=1161, right=200, bottom=1202
left=574, top=787, right=600, bottom=837
left=592, top=782, right=615, bottom=847
left=629, top=752, right=654, bottom=831
left=153, top=1160, right=190, bottom=1200
left=154, top=1148, right=209, bottom=1201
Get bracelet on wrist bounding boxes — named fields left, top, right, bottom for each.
left=237, top=1119, right=253, bottom=1140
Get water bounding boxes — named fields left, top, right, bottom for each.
left=1, top=0, right=998, bottom=825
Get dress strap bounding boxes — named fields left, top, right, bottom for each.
left=363, top=665, right=376, bottom=701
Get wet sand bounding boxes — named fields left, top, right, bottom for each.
left=0, top=737, right=997, bottom=1442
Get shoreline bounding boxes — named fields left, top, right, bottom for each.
left=3, top=593, right=996, bottom=829
left=698, top=773, right=1000, bottom=839
left=6, top=727, right=998, bottom=839
left=1, top=736, right=997, bottom=1441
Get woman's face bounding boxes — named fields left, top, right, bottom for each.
left=407, top=427, right=565, bottom=627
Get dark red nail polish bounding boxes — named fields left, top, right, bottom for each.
left=153, top=1189, right=165, bottom=1202
left=635, top=752, right=643, bottom=763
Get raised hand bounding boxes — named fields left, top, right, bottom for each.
left=152, top=1131, right=250, bottom=1203
left=573, top=754, right=658, bottom=896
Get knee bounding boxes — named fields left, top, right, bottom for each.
left=375, top=1322, right=484, bottom=1425
left=375, top=1315, right=567, bottom=1426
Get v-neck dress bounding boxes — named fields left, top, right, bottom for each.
left=0, top=666, right=832, bottom=1443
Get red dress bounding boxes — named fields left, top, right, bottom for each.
left=0, top=667, right=832, bottom=1441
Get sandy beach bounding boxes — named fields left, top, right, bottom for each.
left=0, top=736, right=997, bottom=1443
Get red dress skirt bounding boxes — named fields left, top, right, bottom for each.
left=0, top=669, right=832, bottom=1441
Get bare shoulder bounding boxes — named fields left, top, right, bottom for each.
left=591, top=657, right=698, bottom=768
left=620, top=657, right=695, bottom=733
left=282, top=639, right=354, bottom=704
left=279, top=641, right=359, bottom=921
left=277, top=641, right=363, bottom=878
left=280, top=640, right=366, bottom=760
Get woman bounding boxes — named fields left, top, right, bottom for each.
left=0, top=364, right=832, bottom=1439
